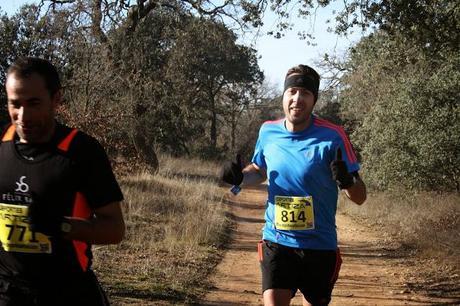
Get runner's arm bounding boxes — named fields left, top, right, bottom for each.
left=344, top=176, right=366, bottom=205
left=241, top=163, right=267, bottom=186
left=63, top=201, right=125, bottom=244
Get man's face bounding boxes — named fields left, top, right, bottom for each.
left=6, top=72, right=59, bottom=143
left=282, top=85, right=315, bottom=131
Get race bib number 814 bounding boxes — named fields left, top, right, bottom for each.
left=0, top=203, right=52, bottom=254
left=274, top=196, right=314, bottom=230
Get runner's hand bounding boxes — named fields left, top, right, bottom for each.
left=28, top=194, right=64, bottom=236
left=330, top=148, right=355, bottom=189
left=221, top=154, right=244, bottom=186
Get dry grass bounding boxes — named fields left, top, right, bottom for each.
left=339, top=191, right=459, bottom=255
left=338, top=190, right=460, bottom=297
left=92, top=155, right=230, bottom=305
left=94, top=153, right=459, bottom=302
left=156, top=154, right=221, bottom=182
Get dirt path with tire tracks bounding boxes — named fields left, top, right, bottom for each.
left=201, top=185, right=459, bottom=306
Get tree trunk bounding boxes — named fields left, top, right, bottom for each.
left=209, top=95, right=217, bottom=149
left=231, top=110, right=236, bottom=151
left=132, top=128, right=159, bottom=174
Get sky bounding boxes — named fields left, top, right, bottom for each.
left=0, top=0, right=34, bottom=16
left=0, top=1, right=365, bottom=92
left=241, top=3, right=365, bottom=92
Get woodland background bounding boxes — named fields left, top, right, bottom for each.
left=1, top=0, right=458, bottom=193
left=1, top=1, right=459, bottom=303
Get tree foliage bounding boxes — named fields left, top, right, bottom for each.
left=167, top=17, right=263, bottom=155
left=339, top=30, right=459, bottom=192
left=305, top=0, right=460, bottom=192
left=0, top=2, right=265, bottom=172
left=1, top=0, right=458, bottom=192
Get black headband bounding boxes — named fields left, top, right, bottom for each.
left=284, top=74, right=319, bottom=101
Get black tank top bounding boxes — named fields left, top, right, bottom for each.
left=0, top=123, right=122, bottom=286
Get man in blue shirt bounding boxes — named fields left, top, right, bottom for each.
left=221, top=64, right=366, bottom=306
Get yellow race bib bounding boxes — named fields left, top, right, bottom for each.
left=275, top=196, right=314, bottom=230
left=0, top=203, right=52, bottom=254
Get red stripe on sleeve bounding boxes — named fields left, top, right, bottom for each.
left=314, top=118, right=357, bottom=163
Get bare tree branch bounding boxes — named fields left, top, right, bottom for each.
left=125, top=0, right=160, bottom=32
left=91, top=0, right=108, bottom=43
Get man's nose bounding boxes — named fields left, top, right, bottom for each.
left=17, top=106, right=29, bottom=123
left=292, top=91, right=301, bottom=102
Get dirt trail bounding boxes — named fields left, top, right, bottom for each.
left=201, top=186, right=458, bottom=306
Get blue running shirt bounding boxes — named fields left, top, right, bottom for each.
left=251, top=115, right=360, bottom=250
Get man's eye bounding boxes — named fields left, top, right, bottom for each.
left=8, top=102, right=20, bottom=109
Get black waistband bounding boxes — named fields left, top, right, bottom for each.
left=264, top=240, right=337, bottom=253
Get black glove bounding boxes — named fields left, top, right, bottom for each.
left=27, top=194, right=64, bottom=236
left=221, top=154, right=244, bottom=186
left=330, top=148, right=355, bottom=189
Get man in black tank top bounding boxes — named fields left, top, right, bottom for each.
left=0, top=57, right=125, bottom=305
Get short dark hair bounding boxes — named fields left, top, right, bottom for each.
left=7, top=57, right=61, bottom=97
left=285, top=64, right=320, bottom=84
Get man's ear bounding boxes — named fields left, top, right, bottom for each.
left=52, top=89, right=63, bottom=109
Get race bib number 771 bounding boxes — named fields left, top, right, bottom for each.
left=275, top=196, right=314, bottom=230
left=0, top=203, right=52, bottom=254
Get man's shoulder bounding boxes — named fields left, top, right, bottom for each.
left=0, top=123, right=12, bottom=137
left=55, top=123, right=105, bottom=156
left=262, top=118, right=284, bottom=125
left=260, top=118, right=284, bottom=132
left=311, top=116, right=346, bottom=137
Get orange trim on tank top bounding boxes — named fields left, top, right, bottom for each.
left=72, top=191, right=92, bottom=271
left=57, top=128, right=78, bottom=152
left=1, top=125, right=15, bottom=142
left=60, top=129, right=91, bottom=272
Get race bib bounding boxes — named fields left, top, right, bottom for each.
left=274, top=196, right=314, bottom=230
left=0, top=203, right=52, bottom=254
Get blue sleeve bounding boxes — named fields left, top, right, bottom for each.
left=332, top=131, right=360, bottom=173
left=251, top=126, right=267, bottom=169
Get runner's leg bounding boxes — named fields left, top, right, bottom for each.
left=299, top=249, right=341, bottom=306
left=263, top=288, right=292, bottom=306
left=259, top=241, right=300, bottom=306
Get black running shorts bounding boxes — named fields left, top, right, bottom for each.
left=258, top=240, right=342, bottom=305
left=0, top=270, right=110, bottom=306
